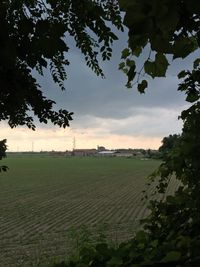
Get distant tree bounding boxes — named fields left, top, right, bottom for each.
left=140, top=149, right=146, bottom=156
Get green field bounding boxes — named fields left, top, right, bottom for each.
left=0, top=157, right=178, bottom=266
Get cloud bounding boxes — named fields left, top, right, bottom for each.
left=35, top=51, right=187, bottom=122
left=32, top=28, right=195, bottom=130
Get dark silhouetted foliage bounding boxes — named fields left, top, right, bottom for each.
left=0, top=0, right=122, bottom=130
left=0, top=139, right=8, bottom=172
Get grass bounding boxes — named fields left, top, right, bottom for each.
left=0, top=156, right=170, bottom=266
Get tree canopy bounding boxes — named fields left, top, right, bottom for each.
left=0, top=0, right=122, bottom=130
left=119, top=0, right=200, bottom=91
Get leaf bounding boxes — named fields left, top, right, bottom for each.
left=100, top=46, right=105, bottom=52
left=126, top=81, right=132, bottom=88
left=95, top=243, right=109, bottom=255
left=127, top=65, right=136, bottom=82
left=110, top=32, right=118, bottom=41
left=173, top=37, right=198, bottom=59
left=119, top=0, right=129, bottom=10
left=144, top=53, right=169, bottom=78
left=129, top=35, right=148, bottom=51
left=135, top=231, right=147, bottom=242
left=185, top=0, right=200, bottom=13
left=158, top=9, right=179, bottom=34
left=76, top=263, right=88, bottom=267
left=126, top=59, right=135, bottom=67
left=36, top=20, right=49, bottom=35
left=38, top=57, right=47, bottom=68
left=154, top=53, right=169, bottom=77
left=151, top=240, right=158, bottom=248
left=151, top=36, right=172, bottom=54
left=121, top=48, right=130, bottom=59
left=144, top=61, right=156, bottom=78
left=122, top=68, right=129, bottom=75
left=138, top=80, right=148, bottom=94
left=161, top=251, right=181, bottom=263
left=118, top=62, right=125, bottom=70
left=132, top=46, right=142, bottom=57
left=178, top=70, right=188, bottom=79
left=193, top=58, right=200, bottom=69
left=186, top=91, right=199, bottom=103
left=108, top=257, right=123, bottom=266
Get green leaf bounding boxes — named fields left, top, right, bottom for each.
left=173, top=37, right=198, bottom=59
left=144, top=61, right=156, bottom=78
left=154, top=53, right=169, bottom=77
left=135, top=231, right=147, bottom=242
left=151, top=239, right=158, bottom=248
left=118, top=62, right=125, bottom=70
left=110, top=32, right=118, bottom=41
left=178, top=70, right=188, bottom=79
left=138, top=80, right=148, bottom=94
left=127, top=65, right=136, bottom=82
left=100, top=46, right=106, bottom=52
left=38, top=57, right=47, bottom=68
left=132, top=46, right=142, bottom=57
left=119, top=0, right=129, bottom=10
left=121, top=48, right=130, bottom=59
left=129, top=35, right=148, bottom=51
left=95, top=243, right=108, bottom=255
left=186, top=91, right=199, bottom=103
left=126, top=81, right=132, bottom=88
left=144, top=53, right=169, bottom=78
left=158, top=9, right=179, bottom=34
left=123, top=68, right=129, bottom=74
left=126, top=59, right=135, bottom=67
left=108, top=257, right=123, bottom=266
left=161, top=251, right=181, bottom=263
left=193, top=58, right=200, bottom=69
left=76, top=263, right=88, bottom=267
left=151, top=36, right=173, bottom=54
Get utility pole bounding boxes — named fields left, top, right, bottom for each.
left=32, top=141, right=34, bottom=152
left=73, top=137, right=76, bottom=151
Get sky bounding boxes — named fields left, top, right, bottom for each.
left=1, top=29, right=197, bottom=152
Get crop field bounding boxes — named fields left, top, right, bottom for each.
left=0, top=157, right=179, bottom=266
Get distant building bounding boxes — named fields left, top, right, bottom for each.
left=98, top=150, right=116, bottom=156
left=115, top=152, right=133, bottom=157
left=72, top=149, right=97, bottom=156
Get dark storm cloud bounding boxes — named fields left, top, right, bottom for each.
left=36, top=53, right=186, bottom=121
left=34, top=29, right=198, bottom=135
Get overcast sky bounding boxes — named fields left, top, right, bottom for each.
left=1, top=29, right=197, bottom=152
